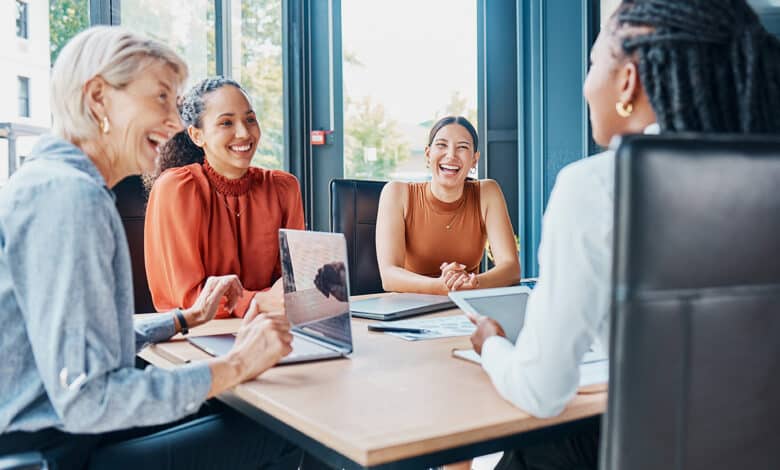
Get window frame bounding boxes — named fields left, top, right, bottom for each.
left=17, top=76, right=30, bottom=118
left=16, top=0, right=29, bottom=39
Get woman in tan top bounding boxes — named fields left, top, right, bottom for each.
left=376, top=116, right=520, bottom=294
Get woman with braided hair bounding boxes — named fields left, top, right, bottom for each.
left=466, top=1, right=780, bottom=468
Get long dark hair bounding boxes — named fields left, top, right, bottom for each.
left=143, top=76, right=248, bottom=192
left=428, top=116, right=479, bottom=151
left=612, top=0, right=780, bottom=133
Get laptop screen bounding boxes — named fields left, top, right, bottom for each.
left=279, top=229, right=353, bottom=348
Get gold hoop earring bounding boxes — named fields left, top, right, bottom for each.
left=615, top=102, right=633, bottom=118
left=100, top=116, right=111, bottom=134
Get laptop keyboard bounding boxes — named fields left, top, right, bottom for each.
left=287, top=334, right=335, bottom=359
left=299, top=314, right=351, bottom=343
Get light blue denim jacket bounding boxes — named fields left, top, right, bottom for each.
left=0, top=135, right=212, bottom=434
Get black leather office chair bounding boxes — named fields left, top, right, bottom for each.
left=330, top=179, right=387, bottom=295
left=602, top=134, right=780, bottom=470
left=0, top=451, right=48, bottom=469
left=113, top=175, right=156, bottom=313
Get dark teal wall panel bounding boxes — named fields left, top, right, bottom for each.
left=517, top=0, right=596, bottom=276
left=480, top=0, right=520, bottom=237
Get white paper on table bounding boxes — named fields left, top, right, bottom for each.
left=383, top=315, right=476, bottom=341
left=452, top=349, right=609, bottom=388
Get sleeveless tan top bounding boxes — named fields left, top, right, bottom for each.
left=403, top=181, right=487, bottom=277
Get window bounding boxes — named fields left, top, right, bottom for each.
left=235, top=0, right=285, bottom=170
left=341, top=0, right=478, bottom=181
left=1, top=1, right=90, bottom=181
left=18, top=77, right=30, bottom=118
left=121, top=0, right=217, bottom=87
left=16, top=0, right=29, bottom=39
left=49, top=0, right=90, bottom=64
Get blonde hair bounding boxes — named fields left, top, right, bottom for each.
left=50, top=26, right=188, bottom=142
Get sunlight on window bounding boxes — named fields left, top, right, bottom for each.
left=122, top=0, right=216, bottom=88
left=234, top=0, right=285, bottom=170
left=342, top=0, right=477, bottom=181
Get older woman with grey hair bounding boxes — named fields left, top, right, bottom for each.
left=0, top=26, right=301, bottom=469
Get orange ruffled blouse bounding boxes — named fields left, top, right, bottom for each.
left=144, top=161, right=305, bottom=318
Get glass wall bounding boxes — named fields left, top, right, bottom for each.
left=49, top=0, right=89, bottom=64
left=121, top=0, right=217, bottom=88
left=234, top=0, right=285, bottom=170
left=122, top=0, right=285, bottom=170
left=341, top=0, right=477, bottom=181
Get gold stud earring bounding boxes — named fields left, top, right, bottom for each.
left=616, top=101, right=634, bottom=118
left=100, top=116, right=111, bottom=134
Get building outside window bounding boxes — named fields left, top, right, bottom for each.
left=2, top=1, right=89, bottom=181
left=16, top=0, right=29, bottom=39
left=18, top=77, right=30, bottom=118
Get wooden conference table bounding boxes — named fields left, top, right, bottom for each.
left=137, top=299, right=606, bottom=469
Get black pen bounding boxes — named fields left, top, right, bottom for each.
left=367, top=324, right=432, bottom=334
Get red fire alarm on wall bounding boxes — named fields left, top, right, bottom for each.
left=310, top=130, right=334, bottom=146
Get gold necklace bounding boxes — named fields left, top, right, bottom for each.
left=217, top=192, right=248, bottom=218
left=445, top=211, right=459, bottom=230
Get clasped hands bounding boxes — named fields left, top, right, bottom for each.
left=439, top=261, right=479, bottom=292
left=437, top=262, right=507, bottom=354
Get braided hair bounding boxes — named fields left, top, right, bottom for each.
left=143, top=76, right=248, bottom=192
left=612, top=0, right=780, bottom=133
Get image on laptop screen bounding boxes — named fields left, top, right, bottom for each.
left=279, top=229, right=352, bottom=348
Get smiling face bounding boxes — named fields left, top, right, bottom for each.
left=425, top=123, right=480, bottom=191
left=188, top=84, right=260, bottom=179
left=101, top=61, right=182, bottom=175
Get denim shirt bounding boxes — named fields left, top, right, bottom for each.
left=0, top=135, right=211, bottom=434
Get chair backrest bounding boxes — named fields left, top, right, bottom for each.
left=330, top=179, right=386, bottom=295
left=113, top=175, right=155, bottom=313
left=602, top=134, right=780, bottom=470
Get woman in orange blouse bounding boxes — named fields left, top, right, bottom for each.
left=144, top=77, right=305, bottom=318
left=376, top=116, right=520, bottom=295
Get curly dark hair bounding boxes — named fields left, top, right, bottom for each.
left=610, top=0, right=780, bottom=133
left=143, top=76, right=248, bottom=192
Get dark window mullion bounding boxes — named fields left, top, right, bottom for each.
left=89, top=0, right=120, bottom=25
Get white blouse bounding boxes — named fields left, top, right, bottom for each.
left=480, top=125, right=659, bottom=418
left=481, top=150, right=614, bottom=417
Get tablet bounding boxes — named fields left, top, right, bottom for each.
left=448, top=285, right=531, bottom=341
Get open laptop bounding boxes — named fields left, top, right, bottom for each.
left=188, top=229, right=353, bottom=364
